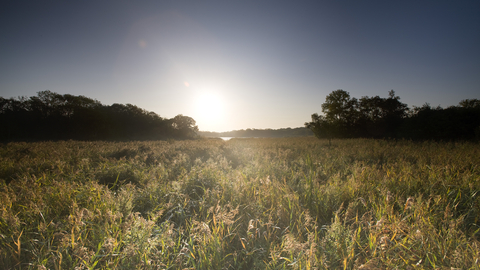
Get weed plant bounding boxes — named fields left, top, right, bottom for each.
left=0, top=138, right=479, bottom=269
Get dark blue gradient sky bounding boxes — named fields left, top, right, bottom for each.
left=1, top=0, right=479, bottom=131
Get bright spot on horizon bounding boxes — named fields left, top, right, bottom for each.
left=184, top=81, right=190, bottom=87
left=194, top=93, right=225, bottom=130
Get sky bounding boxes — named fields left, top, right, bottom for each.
left=1, top=0, right=479, bottom=132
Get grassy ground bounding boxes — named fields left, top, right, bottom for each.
left=0, top=138, right=479, bottom=269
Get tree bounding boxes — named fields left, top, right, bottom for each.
left=172, top=114, right=199, bottom=139
left=305, top=113, right=338, bottom=144
left=321, top=90, right=358, bottom=122
left=306, top=89, right=409, bottom=140
left=305, top=90, right=356, bottom=142
left=357, top=90, right=408, bottom=138
left=382, top=90, right=408, bottom=137
left=315, top=90, right=359, bottom=138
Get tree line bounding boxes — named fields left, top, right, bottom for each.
left=306, top=89, right=480, bottom=141
left=0, top=91, right=199, bottom=141
left=199, top=127, right=313, bottom=138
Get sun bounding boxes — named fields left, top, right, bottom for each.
left=195, top=93, right=225, bottom=129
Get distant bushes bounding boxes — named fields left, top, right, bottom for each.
left=0, top=91, right=199, bottom=141
left=199, top=127, right=313, bottom=138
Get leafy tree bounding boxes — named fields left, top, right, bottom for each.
left=305, top=113, right=338, bottom=144
left=306, top=90, right=359, bottom=139
left=172, top=114, right=199, bottom=139
left=322, top=90, right=358, bottom=121
left=307, top=90, right=408, bottom=139
left=320, top=89, right=359, bottom=137
left=357, top=90, right=408, bottom=138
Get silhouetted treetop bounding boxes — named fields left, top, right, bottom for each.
left=459, top=99, right=480, bottom=109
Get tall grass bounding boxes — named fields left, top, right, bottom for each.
left=0, top=138, right=479, bottom=269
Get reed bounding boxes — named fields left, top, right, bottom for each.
left=0, top=138, right=479, bottom=269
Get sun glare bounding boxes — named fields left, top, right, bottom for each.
left=195, top=93, right=225, bottom=130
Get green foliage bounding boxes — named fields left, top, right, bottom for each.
left=0, top=138, right=479, bottom=269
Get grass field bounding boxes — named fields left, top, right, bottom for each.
left=1, top=138, right=479, bottom=269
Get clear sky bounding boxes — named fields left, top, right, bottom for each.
left=1, top=0, right=479, bottom=132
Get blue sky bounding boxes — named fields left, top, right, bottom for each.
left=1, top=0, right=479, bottom=131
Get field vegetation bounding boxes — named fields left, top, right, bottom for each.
left=1, top=138, right=479, bottom=269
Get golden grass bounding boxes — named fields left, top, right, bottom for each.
left=0, top=138, right=479, bottom=269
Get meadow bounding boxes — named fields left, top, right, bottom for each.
left=0, top=138, right=479, bottom=269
